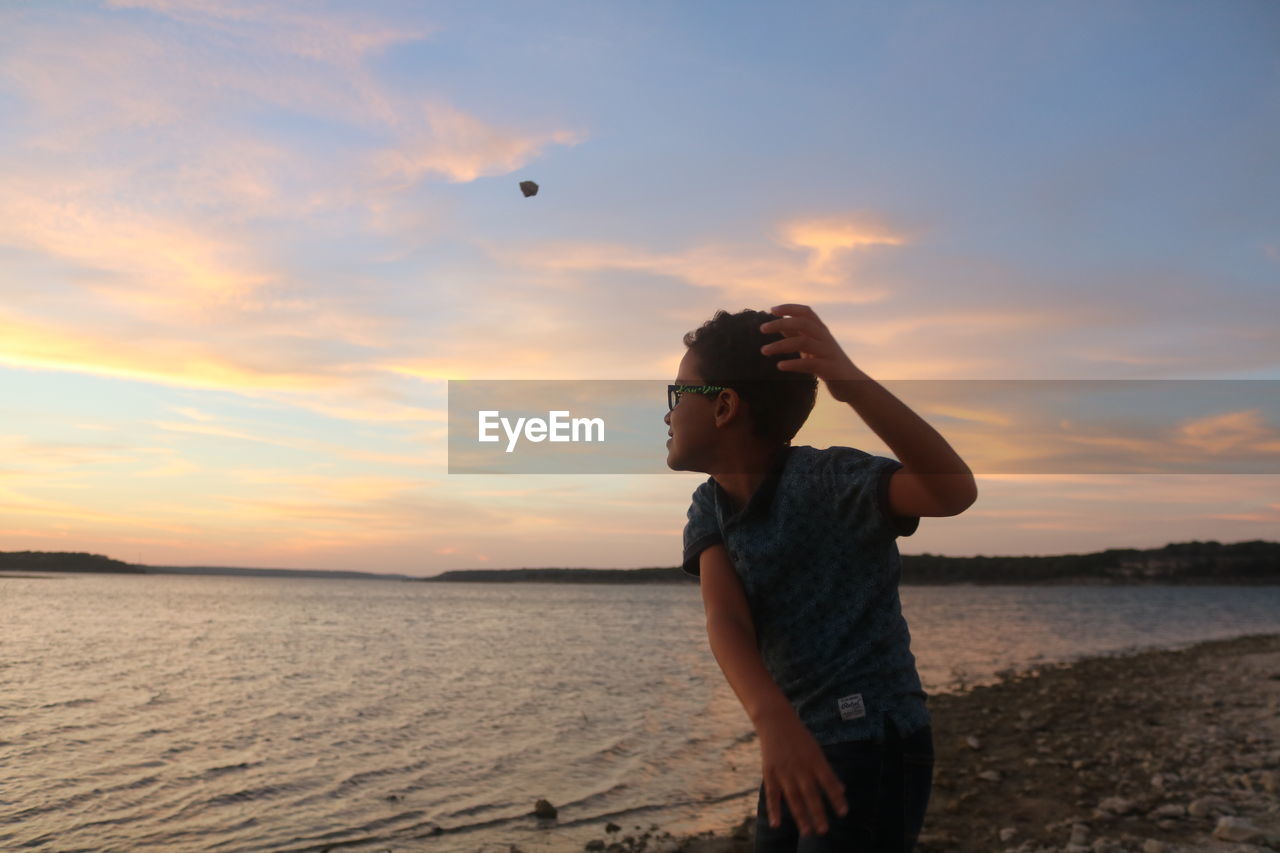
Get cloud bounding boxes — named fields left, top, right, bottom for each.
left=0, top=434, right=128, bottom=469
left=374, top=99, right=588, bottom=185
left=104, top=0, right=433, bottom=68
left=1176, top=409, right=1280, bottom=455
left=0, top=306, right=445, bottom=426
left=493, top=211, right=909, bottom=304
left=0, top=181, right=273, bottom=312
left=776, top=215, right=907, bottom=283
left=807, top=382, right=1280, bottom=475
left=170, top=406, right=217, bottom=422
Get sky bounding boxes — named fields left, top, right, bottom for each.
left=0, top=0, right=1277, bottom=576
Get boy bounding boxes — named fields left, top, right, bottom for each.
left=665, top=304, right=977, bottom=852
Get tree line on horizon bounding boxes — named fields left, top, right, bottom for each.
left=2, top=540, right=1277, bottom=584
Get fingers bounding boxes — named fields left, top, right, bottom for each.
left=794, top=775, right=829, bottom=836
left=758, top=315, right=824, bottom=337
left=772, top=775, right=843, bottom=837
left=768, top=303, right=818, bottom=319
left=779, top=777, right=817, bottom=836
left=766, top=778, right=782, bottom=830
left=759, top=334, right=822, bottom=356
left=820, top=764, right=849, bottom=819
left=775, top=357, right=827, bottom=373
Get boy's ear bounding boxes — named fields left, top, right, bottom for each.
left=712, top=390, right=729, bottom=423
left=713, top=389, right=745, bottom=426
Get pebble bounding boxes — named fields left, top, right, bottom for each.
left=1187, top=795, right=1233, bottom=817
left=1096, top=796, right=1136, bottom=815
left=1148, top=803, right=1185, bottom=819
left=1212, top=816, right=1264, bottom=843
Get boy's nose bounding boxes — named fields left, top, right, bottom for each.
left=663, top=411, right=672, bottom=425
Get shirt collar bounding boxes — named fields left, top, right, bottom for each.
left=713, top=444, right=795, bottom=525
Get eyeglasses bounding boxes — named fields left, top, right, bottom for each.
left=668, top=384, right=728, bottom=411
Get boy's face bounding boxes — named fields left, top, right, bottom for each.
left=664, top=348, right=717, bottom=473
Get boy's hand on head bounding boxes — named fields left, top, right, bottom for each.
left=755, top=706, right=848, bottom=837
left=759, top=304, right=866, bottom=404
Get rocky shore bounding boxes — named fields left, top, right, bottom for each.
left=566, top=633, right=1280, bottom=853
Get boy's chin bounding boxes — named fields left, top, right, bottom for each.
left=665, top=450, right=703, bottom=474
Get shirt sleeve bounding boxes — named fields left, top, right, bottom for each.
left=821, top=446, right=920, bottom=542
left=681, top=479, right=723, bottom=578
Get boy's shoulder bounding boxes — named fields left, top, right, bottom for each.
left=790, top=443, right=871, bottom=464
left=687, top=444, right=893, bottom=515
left=785, top=444, right=881, bottom=480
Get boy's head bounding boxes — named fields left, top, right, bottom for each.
left=665, top=309, right=818, bottom=470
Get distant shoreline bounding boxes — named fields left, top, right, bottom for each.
left=2, top=540, right=1277, bottom=585
left=5, top=570, right=1279, bottom=587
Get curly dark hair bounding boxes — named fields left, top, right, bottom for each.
left=683, top=309, right=818, bottom=445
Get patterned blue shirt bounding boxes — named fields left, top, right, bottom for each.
left=681, top=444, right=930, bottom=745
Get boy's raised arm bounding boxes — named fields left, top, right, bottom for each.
left=759, top=303, right=978, bottom=518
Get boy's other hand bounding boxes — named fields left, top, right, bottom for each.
left=759, top=304, right=866, bottom=403
left=755, top=706, right=849, bottom=837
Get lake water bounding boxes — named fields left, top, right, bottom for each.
left=3, top=573, right=1279, bottom=852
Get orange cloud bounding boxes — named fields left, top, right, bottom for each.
left=1176, top=409, right=1280, bottom=455
left=492, top=216, right=903, bottom=304
left=776, top=216, right=907, bottom=283
left=375, top=99, right=588, bottom=185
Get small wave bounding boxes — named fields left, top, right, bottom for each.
left=199, top=761, right=262, bottom=780
left=40, top=697, right=96, bottom=709
left=114, top=774, right=161, bottom=793
left=194, top=782, right=300, bottom=811
left=130, top=727, right=172, bottom=740
left=336, top=759, right=431, bottom=790
left=0, top=785, right=107, bottom=825
left=438, top=800, right=506, bottom=820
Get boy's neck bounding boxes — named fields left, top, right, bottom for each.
left=711, top=443, right=789, bottom=514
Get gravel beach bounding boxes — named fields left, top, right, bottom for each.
left=570, top=633, right=1280, bottom=853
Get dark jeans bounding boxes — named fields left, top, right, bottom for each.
left=754, top=715, right=934, bottom=853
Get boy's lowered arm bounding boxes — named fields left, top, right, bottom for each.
left=699, top=544, right=793, bottom=725
left=700, top=543, right=851, bottom=835
left=759, top=304, right=978, bottom=518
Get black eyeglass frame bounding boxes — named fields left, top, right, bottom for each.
left=668, top=384, right=729, bottom=411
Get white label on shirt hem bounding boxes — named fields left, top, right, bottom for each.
left=838, top=693, right=866, bottom=721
